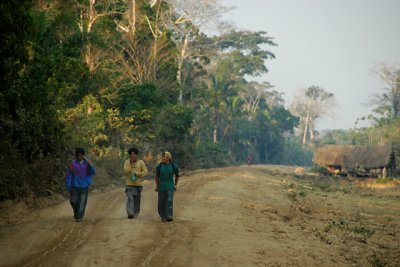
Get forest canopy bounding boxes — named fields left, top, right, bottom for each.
left=1, top=0, right=399, bottom=201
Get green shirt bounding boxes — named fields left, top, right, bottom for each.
left=156, top=163, right=179, bottom=192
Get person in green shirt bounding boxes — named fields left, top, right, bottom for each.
left=155, top=151, right=180, bottom=222
left=123, top=147, right=148, bottom=219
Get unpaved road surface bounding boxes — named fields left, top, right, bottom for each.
left=1, top=165, right=399, bottom=266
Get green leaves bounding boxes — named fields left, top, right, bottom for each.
left=212, top=31, right=276, bottom=78
left=0, top=0, right=314, bottom=200
left=155, top=105, right=193, bottom=143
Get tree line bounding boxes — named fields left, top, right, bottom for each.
left=315, top=64, right=400, bottom=149
left=1, top=0, right=399, bottom=200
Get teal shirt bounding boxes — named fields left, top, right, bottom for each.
left=156, top=163, right=179, bottom=192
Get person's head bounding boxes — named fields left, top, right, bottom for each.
left=162, top=151, right=172, bottom=163
left=128, top=147, right=139, bottom=162
left=75, top=148, right=85, bottom=161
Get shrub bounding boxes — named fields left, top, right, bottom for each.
left=192, top=142, right=234, bottom=169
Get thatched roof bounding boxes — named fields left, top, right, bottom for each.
left=313, top=145, right=394, bottom=169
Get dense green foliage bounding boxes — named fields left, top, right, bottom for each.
left=2, top=0, right=397, bottom=201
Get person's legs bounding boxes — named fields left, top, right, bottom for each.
left=166, top=189, right=174, bottom=221
left=75, top=187, right=89, bottom=221
left=133, top=186, right=143, bottom=218
left=125, top=187, right=135, bottom=219
left=158, top=191, right=167, bottom=221
left=70, top=187, right=80, bottom=220
left=70, top=187, right=89, bottom=221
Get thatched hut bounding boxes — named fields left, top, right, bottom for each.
left=313, top=145, right=396, bottom=177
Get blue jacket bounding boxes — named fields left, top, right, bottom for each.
left=65, top=159, right=95, bottom=191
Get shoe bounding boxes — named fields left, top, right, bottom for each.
left=75, top=219, right=82, bottom=222
left=167, top=218, right=173, bottom=222
left=128, top=214, right=134, bottom=219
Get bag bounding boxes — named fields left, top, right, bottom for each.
left=131, top=172, right=137, bottom=182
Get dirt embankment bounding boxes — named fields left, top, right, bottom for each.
left=0, top=165, right=399, bottom=267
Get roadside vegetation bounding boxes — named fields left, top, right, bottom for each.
left=1, top=0, right=399, bottom=204
left=281, top=168, right=400, bottom=266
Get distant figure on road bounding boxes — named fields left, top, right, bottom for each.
left=155, top=151, right=180, bottom=222
left=247, top=155, right=253, bottom=166
left=123, top=147, right=148, bottom=219
left=65, top=148, right=96, bottom=222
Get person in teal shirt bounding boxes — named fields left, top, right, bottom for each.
left=155, top=151, right=180, bottom=222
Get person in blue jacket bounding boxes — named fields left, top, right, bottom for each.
left=65, top=148, right=96, bottom=222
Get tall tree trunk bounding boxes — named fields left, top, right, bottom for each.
left=115, top=0, right=136, bottom=35
left=309, top=121, right=314, bottom=141
left=213, top=106, right=218, bottom=143
left=85, top=43, right=95, bottom=73
left=302, top=109, right=310, bottom=147
left=392, top=91, right=399, bottom=118
left=80, top=0, right=99, bottom=74
left=178, top=35, right=188, bottom=102
left=128, top=0, right=136, bottom=37
left=88, top=0, right=96, bottom=33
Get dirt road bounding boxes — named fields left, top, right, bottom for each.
left=0, top=165, right=399, bottom=266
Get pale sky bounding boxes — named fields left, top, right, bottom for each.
left=220, top=0, right=400, bottom=130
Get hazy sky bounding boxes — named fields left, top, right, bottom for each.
left=220, top=0, right=400, bottom=130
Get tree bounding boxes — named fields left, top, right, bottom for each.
left=105, top=0, right=179, bottom=103
left=160, top=0, right=233, bottom=102
left=371, top=63, right=400, bottom=121
left=204, top=30, right=276, bottom=143
left=0, top=0, right=33, bottom=90
left=0, top=0, right=77, bottom=199
left=0, top=0, right=43, bottom=159
left=239, top=81, right=273, bottom=121
left=76, top=0, right=134, bottom=76
left=290, top=86, right=336, bottom=147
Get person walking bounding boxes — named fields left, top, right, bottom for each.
left=65, top=148, right=96, bottom=222
left=123, top=147, right=148, bottom=219
left=247, top=155, right=253, bottom=166
left=155, top=151, right=180, bottom=222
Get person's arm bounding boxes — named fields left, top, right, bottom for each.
left=85, top=157, right=96, bottom=175
left=174, top=164, right=180, bottom=191
left=155, top=175, right=159, bottom=192
left=123, top=160, right=131, bottom=175
left=65, top=164, right=73, bottom=192
left=84, top=156, right=93, bottom=167
left=174, top=175, right=179, bottom=191
left=137, top=161, right=148, bottom=178
left=88, top=165, right=96, bottom=176
left=155, top=164, right=160, bottom=192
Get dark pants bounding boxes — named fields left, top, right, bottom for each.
left=70, top=187, right=89, bottom=220
left=125, top=186, right=143, bottom=218
left=158, top=189, right=174, bottom=220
